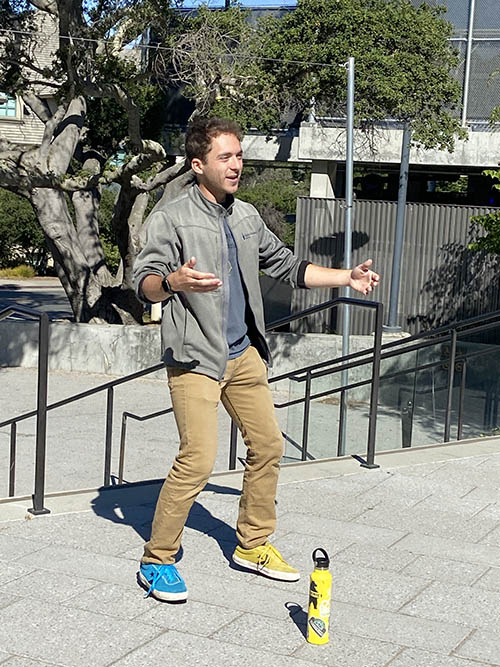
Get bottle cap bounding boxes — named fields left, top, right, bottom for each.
left=312, top=548, right=330, bottom=568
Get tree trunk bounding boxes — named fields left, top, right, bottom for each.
left=31, top=187, right=143, bottom=324
left=72, top=185, right=113, bottom=287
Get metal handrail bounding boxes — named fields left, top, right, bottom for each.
left=120, top=296, right=384, bottom=480
left=0, top=305, right=50, bottom=515
left=115, top=305, right=500, bottom=482
left=2, top=296, right=380, bottom=506
left=4, top=299, right=500, bottom=509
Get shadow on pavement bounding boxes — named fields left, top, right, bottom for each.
left=90, top=480, right=241, bottom=563
left=285, top=601, right=308, bottom=639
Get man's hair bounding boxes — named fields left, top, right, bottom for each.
left=185, top=116, right=243, bottom=163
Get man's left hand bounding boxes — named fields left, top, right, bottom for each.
left=349, top=259, right=380, bottom=295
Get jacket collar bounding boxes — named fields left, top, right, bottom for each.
left=191, top=183, right=235, bottom=216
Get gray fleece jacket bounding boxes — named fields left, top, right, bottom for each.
left=133, top=183, right=308, bottom=381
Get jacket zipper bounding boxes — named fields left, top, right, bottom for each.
left=219, top=212, right=230, bottom=380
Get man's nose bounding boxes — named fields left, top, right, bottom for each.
left=228, top=156, right=241, bottom=170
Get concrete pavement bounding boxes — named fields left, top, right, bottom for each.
left=2, top=438, right=500, bottom=665
left=0, top=277, right=72, bottom=320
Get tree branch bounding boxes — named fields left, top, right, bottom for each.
left=134, top=158, right=193, bottom=192
left=29, top=0, right=59, bottom=16
left=22, top=92, right=53, bottom=123
left=46, top=95, right=86, bottom=175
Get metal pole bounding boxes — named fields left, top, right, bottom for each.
left=301, top=371, right=312, bottom=461
left=9, top=422, right=16, bottom=497
left=361, top=302, right=382, bottom=469
left=461, top=0, right=476, bottom=127
left=444, top=331, right=457, bottom=442
left=29, top=313, right=50, bottom=515
left=384, top=123, right=411, bottom=331
left=457, top=360, right=467, bottom=441
left=339, top=56, right=355, bottom=456
left=103, top=387, right=114, bottom=486
left=118, top=414, right=127, bottom=484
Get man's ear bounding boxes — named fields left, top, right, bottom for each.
left=191, top=158, right=203, bottom=175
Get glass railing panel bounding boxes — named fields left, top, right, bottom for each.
left=454, top=328, right=500, bottom=440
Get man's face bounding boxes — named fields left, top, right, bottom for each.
left=191, top=132, right=243, bottom=203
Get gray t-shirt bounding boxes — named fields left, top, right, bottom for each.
left=223, top=218, right=250, bottom=359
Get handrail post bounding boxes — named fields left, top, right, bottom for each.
left=301, top=371, right=312, bottom=461
left=104, top=387, right=114, bottom=486
left=457, top=359, right=466, bottom=441
left=118, top=413, right=128, bottom=484
left=29, top=312, right=50, bottom=515
left=361, top=302, right=383, bottom=469
left=9, top=422, right=17, bottom=497
left=444, top=330, right=457, bottom=442
left=337, top=388, right=346, bottom=457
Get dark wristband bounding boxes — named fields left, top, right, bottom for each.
left=161, top=275, right=175, bottom=294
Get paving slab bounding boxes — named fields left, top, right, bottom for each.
left=293, top=632, right=402, bottom=666
left=454, top=630, right=500, bottom=665
left=355, top=503, right=500, bottom=544
left=400, top=555, right=488, bottom=587
left=400, top=580, right=500, bottom=629
left=111, top=630, right=316, bottom=667
left=0, top=598, right=161, bottom=667
left=0, top=658, right=62, bottom=667
left=386, top=647, right=487, bottom=666
left=331, top=601, right=471, bottom=654
left=0, top=569, right=98, bottom=604
left=1, top=431, right=500, bottom=665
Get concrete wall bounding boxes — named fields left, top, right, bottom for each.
left=298, top=123, right=500, bottom=169
left=0, top=320, right=406, bottom=385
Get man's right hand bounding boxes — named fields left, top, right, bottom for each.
left=168, top=256, right=222, bottom=293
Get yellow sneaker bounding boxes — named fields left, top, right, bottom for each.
left=232, top=542, right=300, bottom=581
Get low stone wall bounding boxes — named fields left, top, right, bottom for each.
left=0, top=320, right=408, bottom=398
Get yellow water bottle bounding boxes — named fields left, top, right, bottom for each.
left=307, top=548, right=332, bottom=644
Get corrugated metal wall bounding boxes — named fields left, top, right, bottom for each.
left=292, top=198, right=500, bottom=335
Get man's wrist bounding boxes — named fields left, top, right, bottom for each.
left=161, top=274, right=175, bottom=295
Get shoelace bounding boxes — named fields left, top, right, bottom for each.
left=144, top=564, right=178, bottom=598
left=257, top=543, right=284, bottom=570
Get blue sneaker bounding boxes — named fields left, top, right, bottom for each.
left=138, top=563, right=187, bottom=602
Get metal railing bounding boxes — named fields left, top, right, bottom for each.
left=4, top=299, right=500, bottom=513
left=118, top=297, right=384, bottom=482
left=0, top=306, right=50, bottom=515
left=1, top=297, right=382, bottom=510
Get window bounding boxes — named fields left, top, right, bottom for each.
left=0, top=94, right=18, bottom=118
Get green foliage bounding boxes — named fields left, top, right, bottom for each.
left=98, top=187, right=121, bottom=273
left=0, top=188, right=48, bottom=271
left=237, top=166, right=309, bottom=245
left=435, top=175, right=468, bottom=194
left=470, top=168, right=500, bottom=254
left=470, top=210, right=500, bottom=255
left=0, top=264, right=36, bottom=278
left=259, top=0, right=464, bottom=150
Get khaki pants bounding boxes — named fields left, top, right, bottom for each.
left=142, top=346, right=283, bottom=564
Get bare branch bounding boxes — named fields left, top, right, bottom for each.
left=46, top=95, right=86, bottom=175
left=135, top=159, right=192, bottom=192
left=29, top=0, right=59, bottom=16
left=22, top=92, right=53, bottom=123
left=40, top=101, right=70, bottom=158
left=81, top=82, right=143, bottom=150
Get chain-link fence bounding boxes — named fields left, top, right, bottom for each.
left=412, top=0, right=500, bottom=124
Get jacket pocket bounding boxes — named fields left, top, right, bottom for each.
left=241, top=230, right=259, bottom=240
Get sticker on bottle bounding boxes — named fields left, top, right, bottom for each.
left=308, top=617, right=326, bottom=637
left=319, top=600, right=331, bottom=616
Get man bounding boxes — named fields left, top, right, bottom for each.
left=133, top=116, right=379, bottom=602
